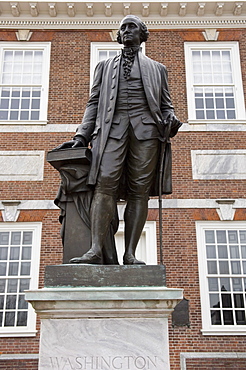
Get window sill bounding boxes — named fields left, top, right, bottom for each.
left=188, top=119, right=246, bottom=125
left=0, top=120, right=48, bottom=125
left=201, top=328, right=246, bottom=336
left=0, top=330, right=37, bottom=337
left=181, top=121, right=246, bottom=132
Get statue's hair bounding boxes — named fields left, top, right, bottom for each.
left=116, top=15, right=149, bottom=44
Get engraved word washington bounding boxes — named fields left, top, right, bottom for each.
left=49, top=355, right=158, bottom=369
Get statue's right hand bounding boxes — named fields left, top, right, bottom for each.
left=52, top=139, right=84, bottom=151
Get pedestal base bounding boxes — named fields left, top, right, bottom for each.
left=26, top=266, right=182, bottom=370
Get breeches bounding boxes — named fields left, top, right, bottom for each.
left=96, top=126, right=159, bottom=200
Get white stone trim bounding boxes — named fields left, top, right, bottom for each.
left=0, top=151, right=45, bottom=181
left=0, top=198, right=245, bottom=211
left=1, top=122, right=246, bottom=133
left=180, top=122, right=246, bottom=131
left=26, top=286, right=183, bottom=318
left=0, top=123, right=79, bottom=132
left=191, top=149, right=246, bottom=180
left=1, top=18, right=246, bottom=30
left=0, top=353, right=39, bottom=360
left=180, top=352, right=246, bottom=370
left=148, top=198, right=246, bottom=209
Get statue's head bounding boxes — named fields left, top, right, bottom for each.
left=116, top=15, right=149, bottom=46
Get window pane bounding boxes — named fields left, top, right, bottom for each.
left=7, top=279, right=18, bottom=293
left=234, top=294, right=244, bottom=308
left=0, top=295, right=4, bottom=309
left=211, top=310, right=221, bottom=325
left=17, top=311, right=27, bottom=326
left=4, top=311, right=15, bottom=326
left=205, top=230, right=215, bottom=243
left=0, top=263, right=7, bottom=276
left=31, top=111, right=40, bottom=120
left=21, top=99, right=30, bottom=109
left=11, top=232, right=21, bottom=245
left=236, top=311, right=246, bottom=325
left=0, top=232, right=9, bottom=245
left=20, top=111, right=29, bottom=120
left=19, top=279, right=30, bottom=292
left=232, top=278, right=242, bottom=291
left=231, top=261, right=241, bottom=274
left=20, top=262, right=31, bottom=276
left=18, top=294, right=28, bottom=309
left=218, top=245, right=228, bottom=259
left=0, top=279, right=6, bottom=293
left=31, top=99, right=40, bottom=109
left=0, top=248, right=8, bottom=260
left=220, top=277, right=230, bottom=291
left=219, top=261, right=229, bottom=274
left=206, top=245, right=216, bottom=259
left=241, top=246, right=246, bottom=258
left=239, top=231, right=246, bottom=243
left=217, top=230, right=227, bottom=243
left=6, top=294, right=16, bottom=309
left=208, top=277, right=218, bottom=291
left=222, top=294, right=232, bottom=307
left=208, top=261, right=217, bottom=274
left=223, top=310, right=234, bottom=325
left=22, top=247, right=32, bottom=260
left=10, top=111, right=19, bottom=120
left=210, top=293, right=220, bottom=308
left=9, top=262, right=19, bottom=276
left=10, top=247, right=20, bottom=260
left=230, top=245, right=239, bottom=259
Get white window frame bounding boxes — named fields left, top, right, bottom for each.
left=90, top=42, right=146, bottom=88
left=196, top=221, right=246, bottom=335
left=0, top=42, right=51, bottom=125
left=115, top=221, right=157, bottom=265
left=185, top=42, right=246, bottom=124
left=0, top=222, right=42, bottom=337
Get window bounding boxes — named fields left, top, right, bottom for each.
left=90, top=42, right=122, bottom=87
left=0, top=223, right=42, bottom=336
left=90, top=42, right=146, bottom=87
left=0, top=42, right=51, bottom=125
left=115, top=221, right=157, bottom=265
left=185, top=42, right=245, bottom=123
left=196, top=222, right=246, bottom=335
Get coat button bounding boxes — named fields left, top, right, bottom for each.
left=105, top=118, right=110, bottom=123
left=112, top=85, right=116, bottom=89
left=83, top=125, right=88, bottom=129
left=112, top=74, right=116, bottom=79
left=107, top=107, right=112, bottom=112
left=110, top=95, right=114, bottom=100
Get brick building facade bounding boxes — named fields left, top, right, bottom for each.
left=0, top=1, right=245, bottom=369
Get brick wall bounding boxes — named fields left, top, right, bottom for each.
left=0, top=27, right=245, bottom=369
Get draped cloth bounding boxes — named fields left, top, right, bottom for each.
left=54, top=162, right=119, bottom=264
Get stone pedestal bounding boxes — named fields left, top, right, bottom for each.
left=26, top=265, right=183, bottom=370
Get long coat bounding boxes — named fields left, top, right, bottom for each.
left=75, top=50, right=181, bottom=196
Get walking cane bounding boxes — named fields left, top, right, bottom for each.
left=158, top=119, right=172, bottom=265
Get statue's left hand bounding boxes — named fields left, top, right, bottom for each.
left=164, top=113, right=182, bottom=138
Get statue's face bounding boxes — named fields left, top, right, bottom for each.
left=119, top=18, right=141, bottom=47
